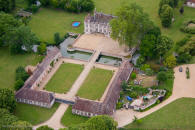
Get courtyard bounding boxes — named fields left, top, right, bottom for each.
left=45, top=63, right=84, bottom=93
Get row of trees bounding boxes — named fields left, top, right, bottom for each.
left=29, top=0, right=95, bottom=13
left=158, top=0, right=179, bottom=27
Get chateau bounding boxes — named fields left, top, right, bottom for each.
left=84, top=10, right=116, bottom=37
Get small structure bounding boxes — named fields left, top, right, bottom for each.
left=84, top=9, right=116, bottom=37
left=17, top=10, right=32, bottom=17
left=186, top=0, right=195, bottom=8
left=126, top=96, right=133, bottom=101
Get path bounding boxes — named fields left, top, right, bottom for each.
left=34, top=49, right=102, bottom=129
left=114, top=64, right=195, bottom=127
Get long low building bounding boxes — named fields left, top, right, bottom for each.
left=72, top=60, right=133, bottom=117
left=15, top=47, right=61, bottom=108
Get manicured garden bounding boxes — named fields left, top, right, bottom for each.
left=45, top=63, right=84, bottom=93
left=61, top=106, right=88, bottom=127
left=14, top=103, right=60, bottom=125
left=125, top=98, right=195, bottom=129
left=0, top=47, right=42, bottom=90
left=77, top=68, right=113, bottom=100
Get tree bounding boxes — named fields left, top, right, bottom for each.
left=86, top=115, right=117, bottom=130
left=38, top=43, right=47, bottom=55
left=160, top=4, right=173, bottom=28
left=54, top=32, right=61, bottom=45
left=0, top=108, right=18, bottom=129
left=0, top=0, right=15, bottom=12
left=36, top=125, right=54, bottom=130
left=16, top=66, right=29, bottom=81
left=12, top=121, right=32, bottom=130
left=179, top=6, right=184, bottom=14
left=164, top=55, right=177, bottom=68
left=5, top=25, right=38, bottom=54
left=159, top=0, right=174, bottom=15
left=27, top=0, right=36, bottom=6
left=147, top=26, right=161, bottom=37
left=140, top=34, right=157, bottom=59
left=121, top=81, right=128, bottom=91
left=14, top=79, right=24, bottom=91
left=156, top=35, right=174, bottom=62
left=81, top=0, right=95, bottom=12
left=0, top=88, right=16, bottom=112
left=110, top=3, right=153, bottom=48
left=0, top=12, right=21, bottom=46
left=157, top=71, right=167, bottom=82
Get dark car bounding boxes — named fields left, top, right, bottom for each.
left=179, top=67, right=183, bottom=72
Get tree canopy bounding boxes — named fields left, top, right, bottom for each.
left=11, top=121, right=32, bottom=130
left=160, top=4, right=173, bottom=28
left=110, top=3, right=153, bottom=48
left=0, top=0, right=15, bottom=12
left=0, top=88, right=16, bottom=112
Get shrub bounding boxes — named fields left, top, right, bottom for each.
left=145, top=68, right=154, bottom=76
left=180, top=19, right=195, bottom=34
left=140, top=64, right=150, bottom=72
left=14, top=79, right=24, bottom=90
left=164, top=55, right=177, bottom=68
left=37, top=125, right=54, bottom=130
left=157, top=71, right=167, bottom=82
left=116, top=102, right=123, bottom=109
left=131, top=72, right=137, bottom=80
left=16, top=66, right=29, bottom=81
left=38, top=43, right=47, bottom=55
left=31, top=4, right=40, bottom=13
left=160, top=4, right=173, bottom=28
left=54, top=32, right=61, bottom=45
left=136, top=56, right=145, bottom=67
left=129, top=91, right=138, bottom=98
left=186, top=67, right=190, bottom=79
left=121, top=81, right=128, bottom=91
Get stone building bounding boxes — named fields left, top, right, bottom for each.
left=84, top=10, right=116, bottom=37
left=186, top=0, right=195, bottom=7
left=72, top=60, right=133, bottom=117
left=15, top=47, right=61, bottom=108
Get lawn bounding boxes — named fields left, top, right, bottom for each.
left=77, top=68, right=113, bottom=100
left=61, top=106, right=88, bottom=127
left=125, top=98, right=195, bottom=129
left=0, top=47, right=42, bottom=90
left=29, top=8, right=86, bottom=43
left=45, top=63, right=84, bottom=93
left=14, top=103, right=59, bottom=125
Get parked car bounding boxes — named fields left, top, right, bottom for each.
left=179, top=67, right=183, bottom=72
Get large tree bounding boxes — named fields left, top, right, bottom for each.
left=0, top=88, right=16, bottom=112
left=0, top=0, right=15, bottom=12
left=5, top=25, right=38, bottom=54
left=0, top=12, right=21, bottom=46
left=110, top=3, right=153, bottom=48
left=160, top=4, right=173, bottom=28
left=156, top=35, right=174, bottom=62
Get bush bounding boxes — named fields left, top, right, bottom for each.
left=31, top=5, right=40, bottom=13
left=131, top=72, right=137, bottom=80
left=145, top=68, right=154, bottom=76
left=186, top=67, right=190, bottom=79
left=136, top=56, right=145, bottom=67
left=160, top=4, right=173, bottom=28
left=16, top=66, right=29, bottom=81
left=38, top=43, right=47, bottom=55
left=116, top=102, right=123, bottom=109
left=164, top=55, right=177, bottom=68
left=180, top=19, right=195, bottom=34
left=140, top=64, right=150, bottom=72
left=129, top=91, right=138, bottom=98
left=14, top=79, right=24, bottom=91
left=37, top=125, right=54, bottom=130
left=157, top=71, right=167, bottom=82
left=121, top=81, right=128, bottom=91
left=54, top=32, right=61, bottom=45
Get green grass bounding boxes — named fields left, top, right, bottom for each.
left=29, top=8, right=86, bottom=43
left=125, top=98, right=195, bottom=129
left=45, top=63, right=84, bottom=93
left=77, top=68, right=113, bottom=100
left=14, top=103, right=60, bottom=125
left=61, top=106, right=88, bottom=127
left=0, top=47, right=42, bottom=90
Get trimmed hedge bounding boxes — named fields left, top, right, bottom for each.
left=180, top=19, right=195, bottom=34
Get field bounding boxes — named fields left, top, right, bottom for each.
left=24, top=0, right=195, bottom=43
left=45, top=63, right=84, bottom=93
left=0, top=47, right=42, bottom=90
left=14, top=103, right=59, bottom=125
left=29, top=8, right=86, bottom=43
left=61, top=106, right=88, bottom=127
left=77, top=68, right=113, bottom=100
left=125, top=98, right=195, bottom=129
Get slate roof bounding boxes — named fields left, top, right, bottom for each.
left=15, top=88, right=54, bottom=104
left=72, top=60, right=133, bottom=115
left=85, top=10, right=116, bottom=24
